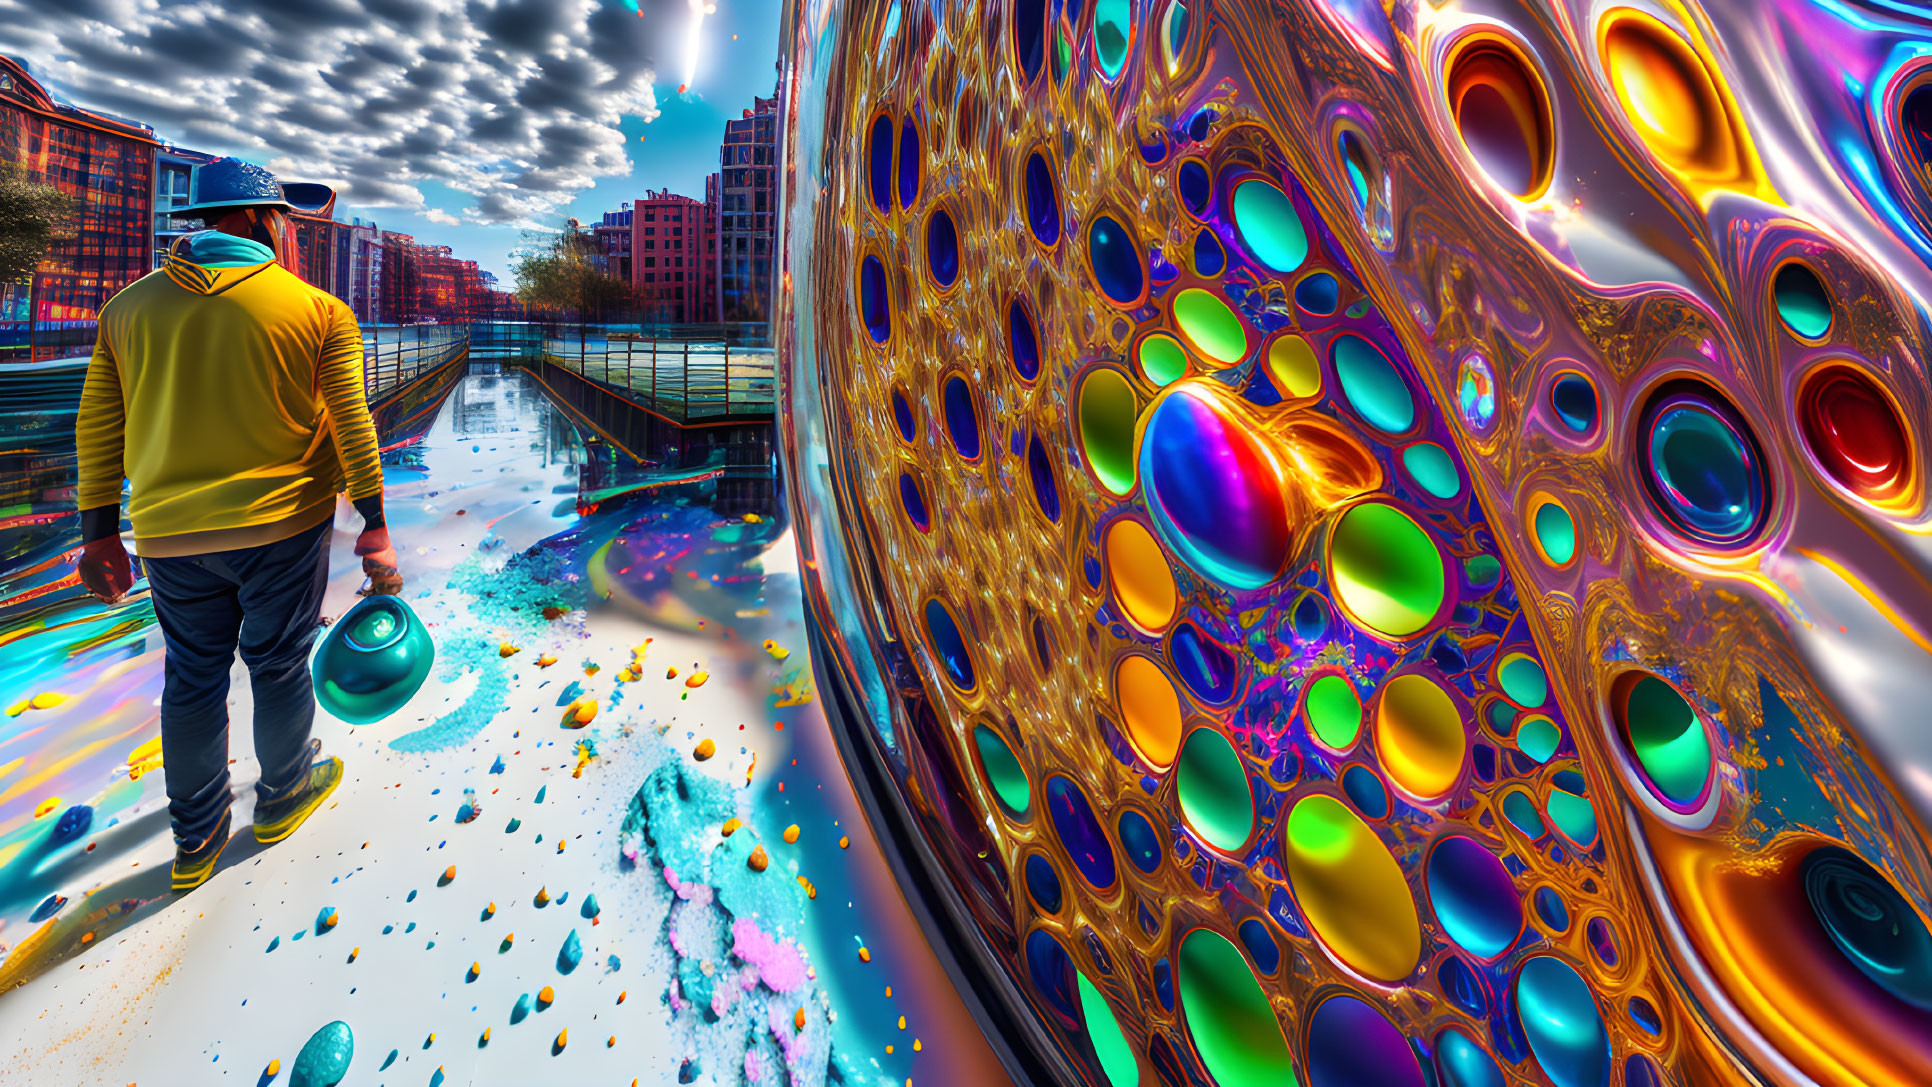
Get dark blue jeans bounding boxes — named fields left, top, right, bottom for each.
left=143, top=519, right=331, bottom=848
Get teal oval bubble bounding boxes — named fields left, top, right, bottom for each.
left=1231, top=179, right=1307, bottom=272
left=1534, top=501, right=1576, bottom=565
left=1774, top=262, right=1832, bottom=339
left=1436, top=1026, right=1506, bottom=1087
left=1545, top=770, right=1598, bottom=848
left=1503, top=790, right=1546, bottom=839
left=312, top=596, right=435, bottom=725
left=1402, top=442, right=1461, bottom=499
left=1497, top=654, right=1548, bottom=708
left=1332, top=334, right=1414, bottom=434
left=1516, top=716, right=1560, bottom=763
left=1515, top=957, right=1610, bottom=1087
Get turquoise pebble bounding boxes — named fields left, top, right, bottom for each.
left=289, top=1020, right=354, bottom=1087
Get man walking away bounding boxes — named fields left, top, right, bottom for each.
left=72, top=158, right=403, bottom=892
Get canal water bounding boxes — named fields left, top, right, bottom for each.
left=0, top=368, right=1006, bottom=1085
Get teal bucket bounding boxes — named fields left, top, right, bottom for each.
left=312, top=595, right=434, bottom=724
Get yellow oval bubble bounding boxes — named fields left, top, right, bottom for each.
left=1267, top=334, right=1321, bottom=399
left=1106, top=518, right=1177, bottom=633
left=1375, top=673, right=1466, bottom=800
left=1115, top=654, right=1184, bottom=770
left=1601, top=10, right=1732, bottom=175
left=1282, top=793, right=1420, bottom=982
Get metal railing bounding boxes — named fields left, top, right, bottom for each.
left=472, top=322, right=775, bottom=423
left=542, top=327, right=775, bottom=422
left=361, top=324, right=469, bottom=401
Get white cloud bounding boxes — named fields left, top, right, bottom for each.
left=422, top=206, right=461, bottom=225
left=0, top=0, right=688, bottom=224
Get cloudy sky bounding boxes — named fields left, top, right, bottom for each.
left=0, top=0, right=782, bottom=284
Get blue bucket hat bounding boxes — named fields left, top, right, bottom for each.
left=179, top=157, right=335, bottom=216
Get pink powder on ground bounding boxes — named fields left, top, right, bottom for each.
left=730, top=918, right=808, bottom=993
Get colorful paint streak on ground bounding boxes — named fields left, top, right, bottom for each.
left=0, top=370, right=1007, bottom=1085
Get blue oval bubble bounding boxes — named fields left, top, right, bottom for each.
left=1117, top=808, right=1163, bottom=874
left=1088, top=215, right=1145, bottom=305
left=923, top=598, right=975, bottom=691
left=1048, top=776, right=1117, bottom=889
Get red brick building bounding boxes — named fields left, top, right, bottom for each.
left=634, top=188, right=709, bottom=325
left=0, top=55, right=159, bottom=361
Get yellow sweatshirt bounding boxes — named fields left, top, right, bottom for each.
left=75, top=235, right=384, bottom=557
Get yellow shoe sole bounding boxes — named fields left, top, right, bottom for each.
left=254, top=756, right=344, bottom=844
left=172, top=814, right=232, bottom=892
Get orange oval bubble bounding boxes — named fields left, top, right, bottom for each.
left=1115, top=654, right=1184, bottom=770
left=1106, top=517, right=1178, bottom=633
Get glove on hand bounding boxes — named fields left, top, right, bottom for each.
left=78, top=536, right=134, bottom=604
left=355, top=525, right=403, bottom=596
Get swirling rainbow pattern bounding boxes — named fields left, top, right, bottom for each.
left=777, top=0, right=1932, bottom=1085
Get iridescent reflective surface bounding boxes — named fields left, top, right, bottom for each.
left=780, top=0, right=1932, bottom=1085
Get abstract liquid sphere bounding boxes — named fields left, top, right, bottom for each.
left=779, top=1, right=1932, bottom=1085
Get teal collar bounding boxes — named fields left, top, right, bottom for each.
left=175, top=230, right=275, bottom=269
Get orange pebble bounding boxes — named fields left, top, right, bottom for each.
left=721, top=818, right=741, bottom=837
left=666, top=665, right=679, bottom=679
left=684, top=671, right=709, bottom=689
left=795, top=1007, right=807, bottom=1030
left=839, top=836, right=850, bottom=849
left=555, top=1028, right=567, bottom=1049
left=783, top=824, right=800, bottom=844
left=539, top=984, right=555, bottom=1005
left=859, top=946, right=871, bottom=963
left=443, top=865, right=457, bottom=881
left=266, top=1059, right=281, bottom=1076
left=607, top=1036, right=616, bottom=1048
left=617, top=990, right=627, bottom=1004
left=798, top=876, right=817, bottom=900
left=694, top=738, right=716, bottom=761
left=748, top=845, right=770, bottom=872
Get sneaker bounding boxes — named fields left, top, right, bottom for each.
left=172, top=810, right=233, bottom=892
left=254, top=744, right=344, bottom=844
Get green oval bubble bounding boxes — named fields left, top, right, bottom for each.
left=1172, top=288, right=1248, bottom=365
left=1328, top=502, right=1445, bottom=639
left=1332, top=334, right=1415, bottom=434
left=1401, top=442, right=1461, bottom=499
left=1464, top=553, right=1501, bottom=589
left=1232, top=179, right=1307, bottom=272
left=1304, top=674, right=1363, bottom=750
left=1178, top=928, right=1300, bottom=1086
left=1534, top=501, right=1576, bottom=566
left=1620, top=675, right=1712, bottom=806
left=1079, top=368, right=1139, bottom=495
left=973, top=725, right=1031, bottom=815
left=1078, top=971, right=1140, bottom=1086
left=1138, top=334, right=1187, bottom=386
left=1177, top=727, right=1253, bottom=852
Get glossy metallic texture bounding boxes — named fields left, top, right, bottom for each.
left=776, top=1, right=1932, bottom=1084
